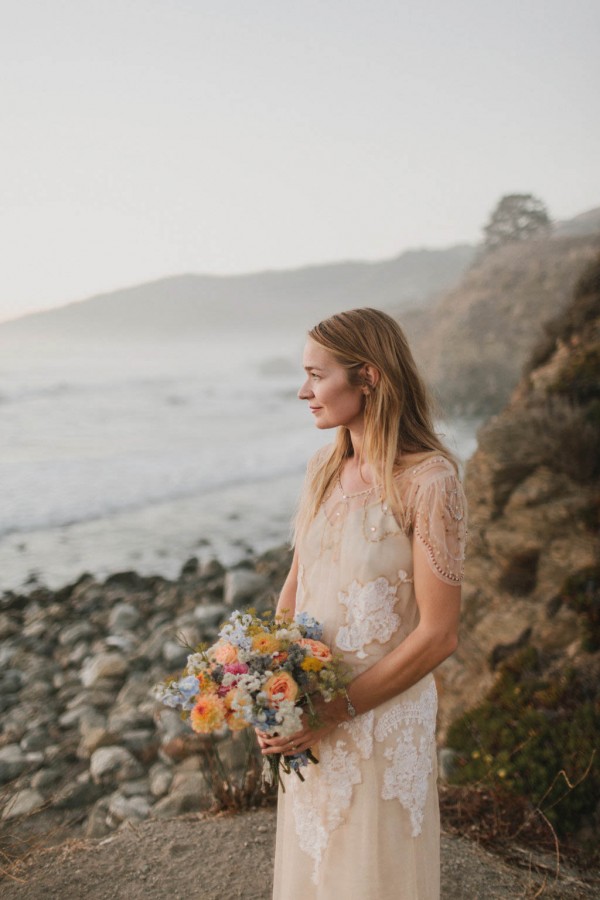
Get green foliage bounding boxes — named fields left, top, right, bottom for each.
left=447, top=647, right=599, bottom=837
left=483, top=193, right=551, bottom=253
left=561, top=566, right=600, bottom=652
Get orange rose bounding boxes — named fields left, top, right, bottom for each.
left=298, top=638, right=332, bottom=663
left=263, top=671, right=299, bottom=705
left=212, top=642, right=239, bottom=665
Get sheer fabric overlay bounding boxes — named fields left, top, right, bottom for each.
left=273, top=451, right=467, bottom=900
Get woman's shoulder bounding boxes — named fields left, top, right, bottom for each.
left=394, top=451, right=458, bottom=487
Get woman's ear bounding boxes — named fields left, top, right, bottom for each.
left=363, top=364, right=380, bottom=389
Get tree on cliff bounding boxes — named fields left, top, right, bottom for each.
left=483, top=193, right=552, bottom=252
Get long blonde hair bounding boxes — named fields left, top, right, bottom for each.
left=295, top=307, right=455, bottom=541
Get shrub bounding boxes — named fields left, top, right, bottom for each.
left=446, top=646, right=600, bottom=839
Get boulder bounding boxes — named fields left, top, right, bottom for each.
left=90, top=746, right=144, bottom=785
left=80, top=653, right=128, bottom=687
left=223, top=569, right=269, bottom=607
left=107, top=792, right=151, bottom=825
left=0, top=744, right=27, bottom=783
left=2, top=788, right=44, bottom=820
left=108, top=603, right=141, bottom=633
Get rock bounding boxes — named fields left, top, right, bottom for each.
left=161, top=640, right=189, bottom=668
left=108, top=603, right=141, bottom=632
left=30, top=767, right=64, bottom=790
left=20, top=728, right=50, bottom=753
left=53, top=777, right=104, bottom=809
left=149, top=763, right=173, bottom=798
left=58, top=621, right=94, bottom=647
left=171, top=770, right=206, bottom=796
left=107, top=792, right=151, bottom=825
left=0, top=744, right=27, bottom=783
left=180, top=557, right=199, bottom=577
left=118, top=777, right=151, bottom=798
left=223, top=569, right=269, bottom=607
left=201, top=558, right=225, bottom=579
left=193, top=602, right=227, bottom=628
left=85, top=796, right=112, bottom=838
left=77, top=726, right=117, bottom=759
left=438, top=748, right=458, bottom=781
left=80, top=652, right=128, bottom=687
left=90, top=746, right=144, bottom=785
left=151, top=790, right=206, bottom=819
left=1, top=788, right=44, bottom=820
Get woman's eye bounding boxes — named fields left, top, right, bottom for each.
left=311, top=374, right=321, bottom=381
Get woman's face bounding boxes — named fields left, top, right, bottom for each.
left=298, top=338, right=364, bottom=431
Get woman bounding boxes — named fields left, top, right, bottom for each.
left=258, top=308, right=467, bottom=900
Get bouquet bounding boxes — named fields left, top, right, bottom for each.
left=154, top=609, right=348, bottom=788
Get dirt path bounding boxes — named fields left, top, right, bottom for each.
left=2, top=807, right=596, bottom=899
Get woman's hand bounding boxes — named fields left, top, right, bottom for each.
left=257, top=694, right=348, bottom=756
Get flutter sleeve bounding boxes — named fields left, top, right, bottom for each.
left=412, top=468, right=468, bottom=585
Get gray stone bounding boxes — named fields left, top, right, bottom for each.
left=80, top=652, right=128, bottom=687
left=438, top=747, right=458, bottom=781
left=85, top=797, right=111, bottom=838
left=193, top=602, right=227, bottom=628
left=120, top=729, right=156, bottom=755
left=118, top=778, right=151, bottom=798
left=0, top=613, right=19, bottom=639
left=171, top=770, right=206, bottom=796
left=58, top=621, right=94, bottom=647
left=77, top=726, right=117, bottom=759
left=108, top=603, right=141, bottom=632
left=20, top=728, right=49, bottom=753
left=149, top=763, right=173, bottom=798
left=1, top=669, right=25, bottom=692
left=1, top=788, right=44, bottom=820
left=156, top=708, right=188, bottom=742
left=107, top=792, right=151, bottom=825
left=161, top=640, right=188, bottom=668
left=151, top=790, right=206, bottom=819
left=90, top=746, right=144, bottom=784
left=53, top=778, right=103, bottom=809
left=30, top=767, right=64, bottom=790
left=223, top=569, right=269, bottom=607
left=0, top=744, right=27, bottom=783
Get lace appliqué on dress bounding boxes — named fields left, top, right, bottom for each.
left=295, top=563, right=305, bottom=610
left=335, top=577, right=400, bottom=659
left=374, top=680, right=437, bottom=837
left=291, top=712, right=373, bottom=884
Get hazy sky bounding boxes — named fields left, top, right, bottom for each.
left=2, top=0, right=599, bottom=322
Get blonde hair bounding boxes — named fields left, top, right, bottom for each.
left=295, top=307, right=455, bottom=541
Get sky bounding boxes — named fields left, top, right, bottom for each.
left=1, top=0, right=599, bottom=323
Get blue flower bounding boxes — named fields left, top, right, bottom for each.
left=295, top=612, right=323, bottom=640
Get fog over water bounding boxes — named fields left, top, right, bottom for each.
left=0, top=334, right=478, bottom=592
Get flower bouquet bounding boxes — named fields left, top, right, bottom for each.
left=154, top=609, right=348, bottom=788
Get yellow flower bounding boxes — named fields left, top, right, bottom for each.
left=252, top=633, right=281, bottom=654
left=498, top=768, right=507, bottom=779
left=471, top=750, right=480, bottom=760
left=301, top=657, right=324, bottom=672
left=190, top=695, right=226, bottom=733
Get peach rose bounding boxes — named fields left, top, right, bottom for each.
left=298, top=638, right=332, bottom=663
left=263, top=671, right=299, bottom=705
left=212, top=642, right=239, bottom=665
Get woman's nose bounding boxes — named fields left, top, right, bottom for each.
left=298, top=380, right=314, bottom=400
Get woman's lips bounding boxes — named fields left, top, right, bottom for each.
left=309, top=406, right=322, bottom=414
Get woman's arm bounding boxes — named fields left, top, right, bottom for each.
left=261, top=535, right=460, bottom=755
left=274, top=546, right=300, bottom=621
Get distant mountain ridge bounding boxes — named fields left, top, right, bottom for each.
left=0, top=245, right=475, bottom=340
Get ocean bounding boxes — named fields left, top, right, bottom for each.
left=0, top=333, right=479, bottom=592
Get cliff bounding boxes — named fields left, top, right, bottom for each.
left=405, top=233, right=600, bottom=416
left=437, top=252, right=600, bottom=844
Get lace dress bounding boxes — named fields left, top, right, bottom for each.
left=272, top=454, right=467, bottom=900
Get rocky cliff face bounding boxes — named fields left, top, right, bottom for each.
left=405, top=233, right=600, bottom=416
left=437, top=252, right=600, bottom=732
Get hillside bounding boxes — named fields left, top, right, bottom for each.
left=437, top=251, right=600, bottom=847
left=0, top=245, right=474, bottom=340
left=405, top=233, right=600, bottom=416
